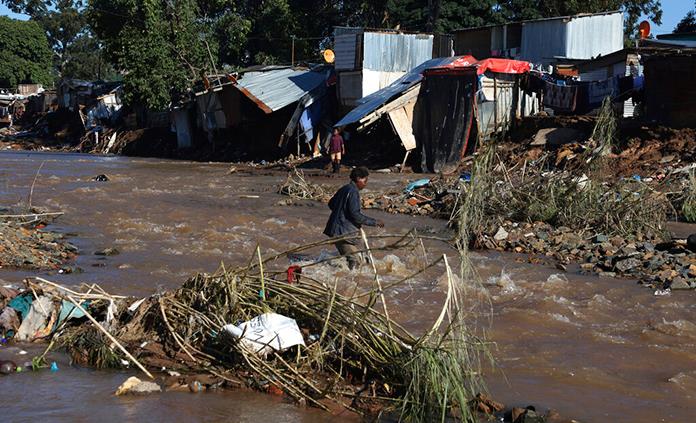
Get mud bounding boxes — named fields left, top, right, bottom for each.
left=1, top=150, right=696, bottom=421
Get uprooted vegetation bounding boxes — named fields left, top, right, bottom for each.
left=7, top=232, right=493, bottom=422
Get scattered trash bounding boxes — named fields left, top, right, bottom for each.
left=188, top=380, right=203, bottom=393
left=654, top=289, right=671, bottom=296
left=15, top=296, right=53, bottom=341
left=221, top=313, right=306, bottom=356
left=286, top=265, right=302, bottom=284
left=93, top=174, right=109, bottom=182
left=404, top=178, right=430, bottom=194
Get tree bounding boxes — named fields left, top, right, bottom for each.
left=675, top=2, right=696, bottom=33
left=0, top=16, right=53, bottom=87
left=89, top=0, right=210, bottom=109
left=62, top=35, right=118, bottom=81
left=1, top=0, right=110, bottom=80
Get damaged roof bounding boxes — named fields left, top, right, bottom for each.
left=235, top=67, right=332, bottom=113
left=335, top=56, right=457, bottom=127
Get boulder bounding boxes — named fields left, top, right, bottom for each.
left=115, top=376, right=161, bottom=395
left=614, top=258, right=643, bottom=273
left=670, top=277, right=691, bottom=290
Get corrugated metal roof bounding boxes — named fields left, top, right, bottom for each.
left=235, top=68, right=330, bottom=113
left=335, top=34, right=359, bottom=71
left=520, top=11, right=623, bottom=64
left=363, top=32, right=433, bottom=72
left=451, top=10, right=621, bottom=32
left=335, top=56, right=456, bottom=127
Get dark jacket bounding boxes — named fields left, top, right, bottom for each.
left=323, top=182, right=377, bottom=237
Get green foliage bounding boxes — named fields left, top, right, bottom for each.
left=89, top=0, right=209, bottom=109
left=675, top=2, right=696, bottom=33
left=0, top=16, right=53, bottom=87
left=62, top=35, right=118, bottom=81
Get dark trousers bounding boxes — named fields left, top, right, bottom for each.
left=335, top=239, right=364, bottom=269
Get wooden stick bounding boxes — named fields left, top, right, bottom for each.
left=0, top=212, right=64, bottom=219
left=63, top=292, right=154, bottom=379
left=360, top=229, right=393, bottom=336
left=28, top=160, right=46, bottom=209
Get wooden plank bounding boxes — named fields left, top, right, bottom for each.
left=387, top=106, right=417, bottom=151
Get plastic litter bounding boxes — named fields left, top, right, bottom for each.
left=221, top=313, right=305, bottom=357
left=15, top=296, right=53, bottom=341
left=50, top=362, right=59, bottom=372
left=654, top=288, right=671, bottom=296
left=56, top=300, right=88, bottom=327
left=404, top=178, right=430, bottom=193
left=8, top=294, right=33, bottom=319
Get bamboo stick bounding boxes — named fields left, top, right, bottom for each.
left=63, top=293, right=154, bottom=379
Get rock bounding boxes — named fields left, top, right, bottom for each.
left=687, top=234, right=696, bottom=253
left=0, top=360, right=17, bottom=374
left=598, top=271, right=616, bottom=278
left=494, top=226, right=509, bottom=241
left=580, top=263, right=595, bottom=271
left=670, top=276, right=691, bottom=290
left=593, top=234, right=608, bottom=243
left=115, top=376, right=161, bottom=395
left=614, top=258, right=642, bottom=273
left=94, top=248, right=120, bottom=256
left=93, top=174, right=109, bottom=182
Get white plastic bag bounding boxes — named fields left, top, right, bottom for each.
left=222, top=313, right=305, bottom=356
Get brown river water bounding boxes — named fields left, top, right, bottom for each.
left=1, top=150, right=695, bottom=422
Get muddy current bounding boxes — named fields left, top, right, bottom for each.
left=1, top=151, right=695, bottom=422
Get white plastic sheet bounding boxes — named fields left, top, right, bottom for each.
left=222, top=313, right=305, bottom=356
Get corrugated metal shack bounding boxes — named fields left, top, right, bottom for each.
left=453, top=11, right=624, bottom=66
left=643, top=52, right=696, bottom=128
left=554, top=49, right=643, bottom=117
left=173, top=66, right=336, bottom=157
left=334, top=27, right=453, bottom=108
left=334, top=56, right=531, bottom=172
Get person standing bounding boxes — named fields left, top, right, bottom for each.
left=329, top=128, right=345, bottom=174
left=323, top=167, right=384, bottom=269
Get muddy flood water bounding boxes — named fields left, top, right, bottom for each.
left=1, top=150, right=696, bottom=422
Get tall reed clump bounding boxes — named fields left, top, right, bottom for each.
left=682, top=170, right=696, bottom=223
left=587, top=96, right=617, bottom=174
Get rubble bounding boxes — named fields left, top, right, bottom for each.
left=0, top=220, right=77, bottom=271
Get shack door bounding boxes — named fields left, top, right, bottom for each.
left=418, top=68, right=477, bottom=173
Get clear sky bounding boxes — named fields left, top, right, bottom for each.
left=1, top=1, right=693, bottom=35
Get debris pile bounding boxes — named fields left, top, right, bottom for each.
left=478, top=221, right=696, bottom=289
left=0, top=209, right=77, bottom=271
left=0, top=233, right=490, bottom=421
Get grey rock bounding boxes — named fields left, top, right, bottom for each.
left=493, top=226, right=509, bottom=241
left=615, top=258, right=643, bottom=273
left=94, top=247, right=120, bottom=256
left=671, top=277, right=691, bottom=290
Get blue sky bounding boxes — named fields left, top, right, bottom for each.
left=1, top=1, right=694, bottom=35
